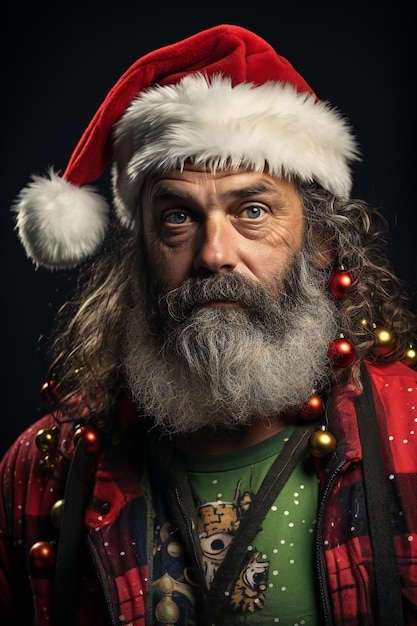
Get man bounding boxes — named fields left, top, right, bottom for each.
left=1, top=24, right=416, bottom=626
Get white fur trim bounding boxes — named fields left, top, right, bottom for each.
left=13, top=169, right=109, bottom=270
left=112, top=73, right=360, bottom=221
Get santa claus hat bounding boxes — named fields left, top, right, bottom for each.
left=13, top=24, right=360, bottom=270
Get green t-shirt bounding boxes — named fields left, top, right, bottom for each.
left=184, top=427, right=321, bottom=625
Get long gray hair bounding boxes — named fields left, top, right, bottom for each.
left=44, top=181, right=417, bottom=427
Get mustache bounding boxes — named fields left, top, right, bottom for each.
left=155, top=273, right=279, bottom=323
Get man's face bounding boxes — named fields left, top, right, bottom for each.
left=141, top=165, right=305, bottom=297
left=125, top=166, right=337, bottom=433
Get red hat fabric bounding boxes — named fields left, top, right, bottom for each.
left=13, top=24, right=359, bottom=270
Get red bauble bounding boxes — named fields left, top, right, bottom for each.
left=29, top=541, right=56, bottom=569
left=328, top=271, right=352, bottom=300
left=40, top=379, right=61, bottom=406
left=73, top=425, right=101, bottom=454
left=327, top=337, right=356, bottom=368
left=299, top=395, right=324, bottom=420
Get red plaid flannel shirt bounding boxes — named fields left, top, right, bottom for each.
left=1, top=361, right=416, bottom=625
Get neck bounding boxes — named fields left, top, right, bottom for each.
left=172, top=412, right=295, bottom=455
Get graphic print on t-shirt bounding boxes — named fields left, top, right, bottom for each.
left=185, top=428, right=321, bottom=624
left=148, top=429, right=320, bottom=624
left=197, top=479, right=269, bottom=613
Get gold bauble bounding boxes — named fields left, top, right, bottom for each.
left=50, top=499, right=65, bottom=528
left=35, top=427, right=58, bottom=452
left=43, top=454, right=57, bottom=471
left=373, top=326, right=395, bottom=356
left=402, top=346, right=417, bottom=368
left=308, top=427, right=337, bottom=458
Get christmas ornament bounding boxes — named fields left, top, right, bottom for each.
left=35, top=426, right=59, bottom=453
left=402, top=345, right=417, bottom=368
left=43, top=454, right=57, bottom=471
left=29, top=541, right=56, bottom=569
left=308, top=426, right=337, bottom=458
left=328, top=269, right=352, bottom=300
left=73, top=425, right=101, bottom=454
left=327, top=335, right=356, bottom=367
left=299, top=395, right=324, bottom=420
left=373, top=325, right=395, bottom=356
left=40, top=379, right=61, bottom=406
left=50, top=499, right=65, bottom=529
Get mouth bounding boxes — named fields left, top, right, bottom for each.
left=203, top=300, right=241, bottom=309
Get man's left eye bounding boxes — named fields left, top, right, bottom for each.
left=244, top=205, right=263, bottom=219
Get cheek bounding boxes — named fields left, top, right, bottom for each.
left=243, top=239, right=296, bottom=283
left=144, top=236, right=195, bottom=289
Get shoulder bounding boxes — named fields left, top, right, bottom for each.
left=366, top=359, right=416, bottom=382
left=0, top=413, right=63, bottom=546
left=366, top=360, right=417, bottom=406
left=0, top=413, right=58, bottom=477
left=366, top=361, right=417, bottom=473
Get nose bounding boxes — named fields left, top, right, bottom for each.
left=193, top=217, right=239, bottom=274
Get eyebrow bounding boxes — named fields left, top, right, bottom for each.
left=150, top=181, right=278, bottom=203
left=223, top=182, right=277, bottom=199
left=150, top=186, right=194, bottom=202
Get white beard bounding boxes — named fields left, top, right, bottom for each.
left=123, top=256, right=339, bottom=434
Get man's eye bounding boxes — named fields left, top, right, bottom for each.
left=243, top=205, right=264, bottom=219
left=165, top=211, right=189, bottom=224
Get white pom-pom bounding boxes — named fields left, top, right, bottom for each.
left=13, top=169, right=110, bottom=270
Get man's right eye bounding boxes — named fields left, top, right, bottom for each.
left=165, top=211, right=189, bottom=224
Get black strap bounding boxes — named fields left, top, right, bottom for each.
left=201, top=422, right=316, bottom=621
left=355, top=363, right=404, bottom=625
left=53, top=437, right=87, bottom=626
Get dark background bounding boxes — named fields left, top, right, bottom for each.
left=1, top=2, right=415, bottom=458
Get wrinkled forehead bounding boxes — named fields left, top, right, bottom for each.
left=140, top=164, right=303, bottom=206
